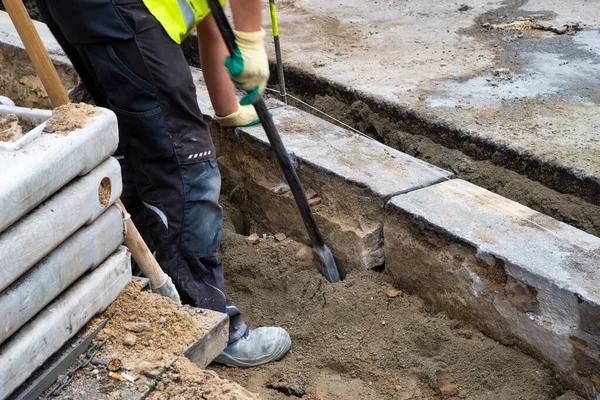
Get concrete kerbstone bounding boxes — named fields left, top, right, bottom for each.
left=385, top=179, right=600, bottom=397
left=0, top=246, right=132, bottom=400
left=239, top=106, right=453, bottom=199
left=0, top=157, right=122, bottom=291
left=195, top=76, right=453, bottom=270
left=0, top=106, right=119, bottom=233
left=0, top=205, right=125, bottom=346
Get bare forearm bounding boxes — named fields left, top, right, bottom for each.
left=229, top=0, right=262, bottom=32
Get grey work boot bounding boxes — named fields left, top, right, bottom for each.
left=213, top=327, right=291, bottom=368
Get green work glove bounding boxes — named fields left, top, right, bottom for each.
left=224, top=28, right=269, bottom=105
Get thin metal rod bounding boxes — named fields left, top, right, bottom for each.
left=269, top=0, right=287, bottom=104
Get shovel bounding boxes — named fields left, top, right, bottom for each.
left=3, top=0, right=181, bottom=303
left=206, top=0, right=341, bottom=283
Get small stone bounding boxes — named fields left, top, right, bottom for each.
left=267, top=374, right=306, bottom=397
left=481, top=22, right=491, bottom=28
left=457, top=328, right=474, bottom=339
left=159, top=316, right=167, bottom=328
left=92, top=369, right=99, bottom=375
left=124, top=321, right=150, bottom=333
left=386, top=287, right=401, bottom=298
left=436, top=371, right=460, bottom=398
left=145, top=370, right=162, bottom=379
left=123, top=334, right=137, bottom=347
left=295, top=246, right=313, bottom=262
left=381, top=321, right=386, bottom=326
left=275, top=233, right=287, bottom=242
left=246, top=233, right=260, bottom=245
left=305, top=189, right=318, bottom=199
left=308, top=197, right=321, bottom=207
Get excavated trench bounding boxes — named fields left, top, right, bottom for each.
left=213, top=199, right=564, bottom=400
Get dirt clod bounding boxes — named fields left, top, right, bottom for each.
left=123, top=333, right=136, bottom=347
left=46, top=103, right=97, bottom=135
left=385, top=287, right=401, bottom=298
left=436, top=371, right=460, bottom=398
left=19, top=75, right=47, bottom=98
left=247, top=233, right=261, bottom=245
left=275, top=233, right=287, bottom=242
left=295, top=246, right=313, bottom=261
left=267, top=374, right=307, bottom=398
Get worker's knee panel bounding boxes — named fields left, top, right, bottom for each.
left=180, top=159, right=224, bottom=258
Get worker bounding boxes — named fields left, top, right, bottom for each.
left=34, top=0, right=291, bottom=367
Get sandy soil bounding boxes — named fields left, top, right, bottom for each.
left=46, top=103, right=97, bottom=135
left=148, top=357, right=259, bottom=400
left=211, top=226, right=562, bottom=399
left=49, top=281, right=258, bottom=400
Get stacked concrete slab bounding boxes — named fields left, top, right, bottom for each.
left=0, top=105, right=131, bottom=399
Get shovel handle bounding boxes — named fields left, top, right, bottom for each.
left=206, top=0, right=343, bottom=285
left=116, top=199, right=168, bottom=288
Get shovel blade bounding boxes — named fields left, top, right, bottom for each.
left=312, top=245, right=341, bottom=283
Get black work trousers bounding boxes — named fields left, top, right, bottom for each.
left=36, top=0, right=247, bottom=343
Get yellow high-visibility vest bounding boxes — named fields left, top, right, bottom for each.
left=142, top=0, right=226, bottom=44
